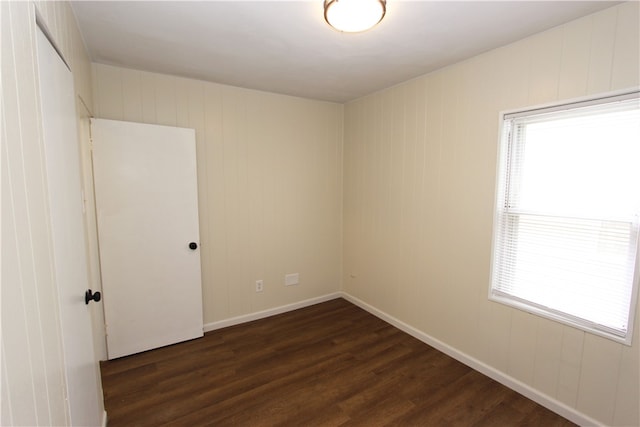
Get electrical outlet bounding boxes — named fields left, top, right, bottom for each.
left=285, top=273, right=299, bottom=286
left=255, top=280, right=264, bottom=292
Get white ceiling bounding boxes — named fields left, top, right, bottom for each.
left=71, top=1, right=619, bottom=103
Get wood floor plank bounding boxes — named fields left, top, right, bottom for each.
left=100, top=298, right=576, bottom=426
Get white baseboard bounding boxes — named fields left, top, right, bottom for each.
left=340, top=292, right=601, bottom=427
left=102, top=410, right=108, bottom=427
left=203, top=292, right=342, bottom=332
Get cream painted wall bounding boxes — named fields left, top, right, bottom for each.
left=1, top=1, right=103, bottom=425
left=343, top=2, right=639, bottom=426
left=91, top=64, right=344, bottom=326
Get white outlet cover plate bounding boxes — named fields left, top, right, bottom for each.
left=285, top=273, right=299, bottom=286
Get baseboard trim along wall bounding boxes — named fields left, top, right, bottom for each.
left=203, top=292, right=342, bottom=333
left=340, top=292, right=601, bottom=427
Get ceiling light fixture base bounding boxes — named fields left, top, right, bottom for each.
left=324, top=0, right=386, bottom=33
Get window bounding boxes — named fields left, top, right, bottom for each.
left=490, top=91, right=640, bottom=344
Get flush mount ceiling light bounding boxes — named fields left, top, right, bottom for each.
left=324, top=0, right=386, bottom=33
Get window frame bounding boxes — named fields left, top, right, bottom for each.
left=489, top=89, right=640, bottom=346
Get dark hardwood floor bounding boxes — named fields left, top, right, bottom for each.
left=100, top=298, right=575, bottom=427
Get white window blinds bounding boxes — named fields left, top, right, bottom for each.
left=490, top=92, right=640, bottom=343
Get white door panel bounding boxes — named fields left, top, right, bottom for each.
left=91, top=118, right=203, bottom=360
left=37, top=27, right=103, bottom=426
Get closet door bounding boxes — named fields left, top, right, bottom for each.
left=37, top=27, right=103, bottom=425
left=91, top=118, right=203, bottom=359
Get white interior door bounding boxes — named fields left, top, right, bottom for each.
left=37, top=27, right=104, bottom=426
left=91, top=118, right=203, bottom=360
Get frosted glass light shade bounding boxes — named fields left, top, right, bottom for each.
left=324, top=0, right=386, bottom=33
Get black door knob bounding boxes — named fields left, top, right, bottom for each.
left=189, top=242, right=198, bottom=250
left=85, top=289, right=101, bottom=305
